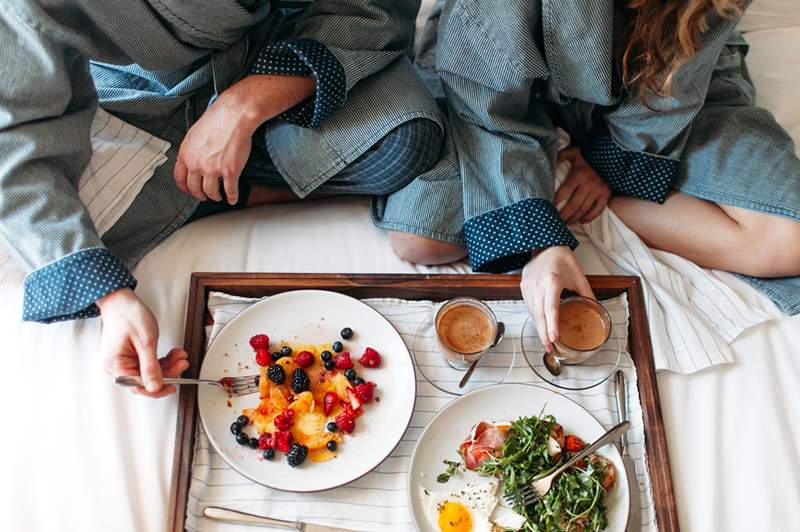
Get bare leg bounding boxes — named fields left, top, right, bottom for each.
left=609, top=192, right=800, bottom=277
left=389, top=231, right=467, bottom=265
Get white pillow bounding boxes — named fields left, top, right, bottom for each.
left=739, top=0, right=800, bottom=33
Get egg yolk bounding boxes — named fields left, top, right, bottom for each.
left=438, top=501, right=473, bottom=532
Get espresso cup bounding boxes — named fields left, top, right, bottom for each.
left=434, top=297, right=504, bottom=370
left=553, top=295, right=612, bottom=365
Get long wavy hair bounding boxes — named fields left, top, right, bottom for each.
left=620, top=0, right=744, bottom=100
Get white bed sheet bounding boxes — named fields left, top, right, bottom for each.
left=2, top=27, right=800, bottom=532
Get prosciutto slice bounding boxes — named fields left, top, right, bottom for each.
left=460, top=420, right=510, bottom=470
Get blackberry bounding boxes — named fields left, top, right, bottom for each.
left=344, top=368, right=357, bottom=382
left=324, top=360, right=335, bottom=371
left=267, top=364, right=286, bottom=385
left=281, top=346, right=292, bottom=357
left=291, top=368, right=310, bottom=393
left=326, top=440, right=337, bottom=452
left=320, top=350, right=333, bottom=362
left=340, top=327, right=353, bottom=340
left=237, top=415, right=249, bottom=427
left=286, top=443, right=308, bottom=467
left=332, top=341, right=344, bottom=353
left=262, top=448, right=275, bottom=460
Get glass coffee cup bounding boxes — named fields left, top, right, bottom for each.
left=434, top=297, right=504, bottom=369
left=553, top=295, right=612, bottom=364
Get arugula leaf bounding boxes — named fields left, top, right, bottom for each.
left=436, top=459, right=462, bottom=483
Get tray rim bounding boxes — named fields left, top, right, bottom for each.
left=168, top=272, right=678, bottom=532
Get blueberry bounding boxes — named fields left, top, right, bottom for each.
left=272, top=351, right=282, bottom=361
left=340, top=327, right=353, bottom=340
left=236, top=432, right=249, bottom=445
left=248, top=437, right=259, bottom=449
left=320, top=350, right=333, bottom=362
left=281, top=346, right=292, bottom=356
left=327, top=421, right=338, bottom=432
left=324, top=360, right=335, bottom=371
left=262, top=448, right=275, bottom=460
left=344, top=368, right=356, bottom=382
left=327, top=440, right=338, bottom=451
left=332, top=341, right=343, bottom=353
left=237, top=415, right=249, bottom=427
left=353, top=377, right=365, bottom=386
left=230, top=422, right=241, bottom=435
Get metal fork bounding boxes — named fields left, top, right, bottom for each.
left=504, top=420, right=630, bottom=507
left=114, top=375, right=259, bottom=396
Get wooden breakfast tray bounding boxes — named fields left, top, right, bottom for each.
left=168, top=273, right=678, bottom=532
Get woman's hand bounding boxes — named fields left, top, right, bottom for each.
left=174, top=75, right=315, bottom=205
left=554, top=147, right=611, bottom=224
left=97, top=288, right=189, bottom=398
left=520, top=246, right=595, bottom=352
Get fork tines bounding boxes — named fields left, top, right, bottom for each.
left=504, top=484, right=539, bottom=507
left=229, top=375, right=260, bottom=396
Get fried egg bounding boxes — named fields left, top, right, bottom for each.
left=423, top=479, right=527, bottom=532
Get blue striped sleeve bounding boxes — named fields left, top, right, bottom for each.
left=23, top=248, right=137, bottom=323
left=249, top=38, right=346, bottom=128
left=583, top=132, right=679, bottom=204
left=464, top=198, right=579, bottom=273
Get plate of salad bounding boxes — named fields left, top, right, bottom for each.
left=408, top=383, right=629, bottom=531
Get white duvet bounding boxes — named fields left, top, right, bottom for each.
left=1, top=19, right=799, bottom=532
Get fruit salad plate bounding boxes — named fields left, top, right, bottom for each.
left=409, top=383, right=630, bottom=532
left=197, top=289, right=416, bottom=492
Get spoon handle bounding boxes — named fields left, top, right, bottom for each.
left=458, top=360, right=480, bottom=388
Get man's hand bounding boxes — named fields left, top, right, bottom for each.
left=554, top=147, right=611, bottom=224
left=174, top=75, right=315, bottom=205
left=521, top=246, right=595, bottom=352
left=97, top=288, right=188, bottom=398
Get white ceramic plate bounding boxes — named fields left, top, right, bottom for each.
left=408, top=383, right=629, bottom=531
left=198, top=289, right=416, bottom=492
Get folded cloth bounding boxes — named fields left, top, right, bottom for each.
left=185, top=291, right=656, bottom=532
left=78, top=108, right=170, bottom=236
left=553, top=129, right=772, bottom=374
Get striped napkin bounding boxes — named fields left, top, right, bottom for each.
left=185, top=292, right=656, bottom=532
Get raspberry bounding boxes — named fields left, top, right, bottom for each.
left=273, top=409, right=294, bottom=431
left=358, top=347, right=381, bottom=368
left=335, top=407, right=356, bottom=433
left=286, top=443, right=308, bottom=467
left=334, top=351, right=353, bottom=370
left=255, top=349, right=270, bottom=367
left=249, top=334, right=270, bottom=351
left=267, top=364, right=285, bottom=385
left=354, top=381, right=376, bottom=403
left=291, top=368, right=310, bottom=393
left=294, top=350, right=314, bottom=369
left=258, top=432, right=273, bottom=450
left=274, top=430, right=292, bottom=453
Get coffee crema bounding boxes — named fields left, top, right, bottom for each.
left=436, top=304, right=494, bottom=354
left=558, top=300, right=608, bottom=350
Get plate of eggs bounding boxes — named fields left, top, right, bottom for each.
left=408, top=383, right=629, bottom=532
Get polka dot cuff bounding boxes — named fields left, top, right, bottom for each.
left=23, top=248, right=137, bottom=323
left=464, top=198, right=579, bottom=273
left=584, top=133, right=679, bottom=204
left=249, top=38, right=346, bottom=129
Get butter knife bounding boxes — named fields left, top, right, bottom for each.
left=614, top=370, right=641, bottom=532
left=204, top=507, right=358, bottom=532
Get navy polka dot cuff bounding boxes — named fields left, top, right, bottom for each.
left=23, top=248, right=137, bottom=323
left=584, top=133, right=679, bottom=203
left=464, top=198, right=579, bottom=273
left=250, top=38, right=346, bottom=129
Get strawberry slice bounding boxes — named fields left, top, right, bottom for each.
left=274, top=430, right=292, bottom=452
left=358, top=347, right=381, bottom=368
left=334, top=351, right=353, bottom=370
left=323, top=391, right=338, bottom=416
left=354, top=382, right=376, bottom=403
left=345, top=387, right=362, bottom=410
